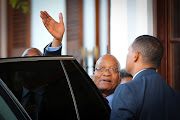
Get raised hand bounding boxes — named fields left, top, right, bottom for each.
left=40, top=11, right=65, bottom=47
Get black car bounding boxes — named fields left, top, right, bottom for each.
left=0, top=56, right=110, bottom=120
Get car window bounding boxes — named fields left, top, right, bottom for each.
left=0, top=56, right=110, bottom=120
left=0, top=96, right=18, bottom=120
left=0, top=79, right=31, bottom=120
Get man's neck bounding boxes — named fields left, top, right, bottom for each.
left=131, top=64, right=156, bottom=77
left=101, top=91, right=114, bottom=98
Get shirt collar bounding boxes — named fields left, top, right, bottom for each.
left=22, top=85, right=47, bottom=98
left=133, top=69, right=147, bottom=80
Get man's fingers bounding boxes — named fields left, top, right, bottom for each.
left=40, top=11, right=57, bottom=26
left=59, top=13, right=63, bottom=23
left=40, top=11, right=59, bottom=35
left=40, top=12, right=49, bottom=23
left=40, top=11, right=51, bottom=26
left=44, top=11, right=53, bottom=20
left=44, top=21, right=51, bottom=30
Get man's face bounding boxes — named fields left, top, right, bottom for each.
left=93, top=55, right=120, bottom=96
left=125, top=45, right=134, bottom=74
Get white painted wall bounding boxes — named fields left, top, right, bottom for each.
left=83, top=0, right=96, bottom=77
left=110, top=0, right=154, bottom=69
left=31, top=0, right=67, bottom=54
left=111, top=0, right=128, bottom=69
left=99, top=0, right=109, bottom=56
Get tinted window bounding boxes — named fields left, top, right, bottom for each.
left=0, top=56, right=110, bottom=120
left=0, top=96, right=18, bottom=120
left=0, top=79, right=31, bottom=120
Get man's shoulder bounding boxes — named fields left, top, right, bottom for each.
left=116, top=81, right=136, bottom=94
left=133, top=68, right=159, bottom=81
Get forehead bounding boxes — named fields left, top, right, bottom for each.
left=96, top=56, right=119, bottom=68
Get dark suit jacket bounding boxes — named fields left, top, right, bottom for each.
left=110, top=68, right=180, bottom=120
left=43, top=43, right=62, bottom=56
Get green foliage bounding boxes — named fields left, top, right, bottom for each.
left=9, top=0, right=29, bottom=14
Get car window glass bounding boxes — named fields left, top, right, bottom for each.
left=0, top=96, right=18, bottom=120
left=0, top=57, right=110, bottom=120
left=62, top=60, right=111, bottom=120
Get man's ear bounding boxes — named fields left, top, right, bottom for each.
left=92, top=72, right=95, bottom=80
left=133, top=51, right=139, bottom=62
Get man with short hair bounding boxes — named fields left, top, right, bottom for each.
left=22, top=48, right=43, bottom=57
left=110, top=35, right=180, bottom=120
left=93, top=54, right=121, bottom=109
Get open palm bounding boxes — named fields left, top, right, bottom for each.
left=40, top=11, right=65, bottom=40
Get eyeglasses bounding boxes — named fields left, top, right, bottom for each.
left=95, top=68, right=119, bottom=73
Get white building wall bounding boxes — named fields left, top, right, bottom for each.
left=31, top=0, right=67, bottom=54
left=110, top=0, right=154, bottom=69
left=83, top=0, right=96, bottom=77
left=99, top=0, right=109, bottom=56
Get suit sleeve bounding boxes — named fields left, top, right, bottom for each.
left=43, top=42, right=62, bottom=56
left=110, top=84, right=137, bottom=120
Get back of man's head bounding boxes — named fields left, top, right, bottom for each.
left=132, top=35, right=164, bottom=69
left=22, top=48, right=43, bottom=57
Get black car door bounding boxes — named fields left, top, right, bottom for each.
left=0, top=56, right=110, bottom=120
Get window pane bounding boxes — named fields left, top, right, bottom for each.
left=0, top=96, right=18, bottom=120
left=0, top=57, right=110, bottom=120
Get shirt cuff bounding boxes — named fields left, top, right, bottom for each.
left=45, top=42, right=62, bottom=52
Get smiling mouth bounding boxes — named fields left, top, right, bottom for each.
left=102, top=79, right=111, bottom=82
